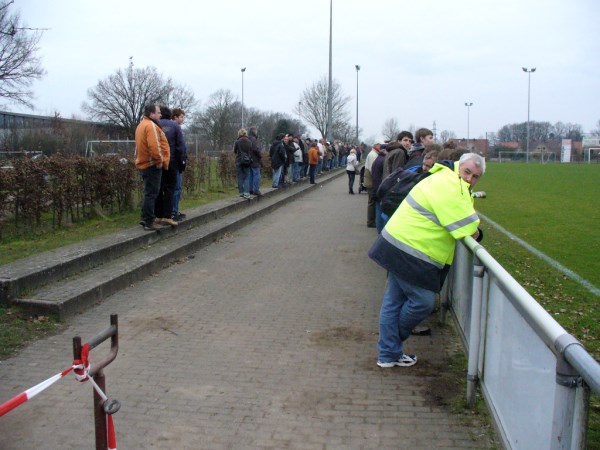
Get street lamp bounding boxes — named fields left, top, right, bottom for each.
left=522, top=67, right=536, bottom=163
left=298, top=101, right=302, bottom=123
left=355, top=65, right=360, bottom=145
left=464, top=102, right=473, bottom=146
left=325, top=0, right=333, bottom=143
left=241, top=67, right=246, bottom=128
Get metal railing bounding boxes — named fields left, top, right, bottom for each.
left=442, top=237, right=600, bottom=450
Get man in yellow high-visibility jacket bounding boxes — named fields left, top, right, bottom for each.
left=368, top=153, right=486, bottom=368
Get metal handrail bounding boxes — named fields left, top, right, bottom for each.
left=461, top=236, right=600, bottom=395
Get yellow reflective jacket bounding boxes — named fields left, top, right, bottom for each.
left=368, top=161, right=479, bottom=292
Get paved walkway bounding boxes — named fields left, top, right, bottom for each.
left=0, top=175, right=493, bottom=449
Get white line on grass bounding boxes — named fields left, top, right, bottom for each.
left=479, top=212, right=600, bottom=297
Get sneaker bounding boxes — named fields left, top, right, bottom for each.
left=161, top=217, right=178, bottom=226
left=377, top=354, right=418, bottom=368
left=255, top=190, right=263, bottom=197
left=143, top=221, right=163, bottom=231
left=242, top=193, right=251, bottom=199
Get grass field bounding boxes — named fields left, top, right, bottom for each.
left=473, top=162, right=599, bottom=447
left=475, top=162, right=600, bottom=286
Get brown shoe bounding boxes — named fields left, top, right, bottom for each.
left=143, top=221, right=163, bottom=231
left=160, top=217, right=178, bottom=226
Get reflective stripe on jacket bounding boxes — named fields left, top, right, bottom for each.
left=368, top=161, right=479, bottom=292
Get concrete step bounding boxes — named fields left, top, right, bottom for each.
left=8, top=170, right=345, bottom=319
left=0, top=178, right=295, bottom=304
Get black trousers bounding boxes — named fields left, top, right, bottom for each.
left=155, top=163, right=177, bottom=219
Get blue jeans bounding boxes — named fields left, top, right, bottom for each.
left=293, top=162, right=301, bottom=181
left=172, top=170, right=183, bottom=215
left=236, top=163, right=250, bottom=194
left=272, top=165, right=283, bottom=188
left=140, top=165, right=162, bottom=225
left=347, top=170, right=356, bottom=192
left=316, top=159, right=323, bottom=175
left=378, top=271, right=436, bottom=363
left=249, top=167, right=261, bottom=193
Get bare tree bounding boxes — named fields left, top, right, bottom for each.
left=0, top=1, right=46, bottom=108
left=439, top=130, right=456, bottom=143
left=190, top=89, right=238, bottom=152
left=83, top=59, right=196, bottom=137
left=381, top=118, right=400, bottom=142
left=295, top=76, right=351, bottom=140
left=161, top=82, right=198, bottom=116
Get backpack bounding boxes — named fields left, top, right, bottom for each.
left=377, top=160, right=454, bottom=217
left=378, top=169, right=431, bottom=217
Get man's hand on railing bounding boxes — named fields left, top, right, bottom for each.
left=471, top=227, right=483, bottom=242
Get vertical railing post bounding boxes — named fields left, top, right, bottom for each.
left=73, top=315, right=119, bottom=450
left=93, top=370, right=108, bottom=450
left=551, top=334, right=588, bottom=450
left=467, top=256, right=484, bottom=407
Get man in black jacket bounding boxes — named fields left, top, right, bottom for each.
left=269, top=134, right=287, bottom=188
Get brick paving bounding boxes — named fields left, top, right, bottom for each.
left=0, top=174, right=493, bottom=449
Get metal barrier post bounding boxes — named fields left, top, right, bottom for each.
left=551, top=334, right=588, bottom=450
left=466, top=257, right=484, bottom=407
left=72, top=314, right=119, bottom=450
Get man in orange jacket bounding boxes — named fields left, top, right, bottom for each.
left=308, top=140, right=319, bottom=184
left=135, top=104, right=170, bottom=231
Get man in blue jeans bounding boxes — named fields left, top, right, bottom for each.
left=368, top=153, right=486, bottom=367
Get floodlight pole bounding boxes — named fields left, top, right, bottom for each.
left=465, top=102, right=473, bottom=146
left=241, top=67, right=246, bottom=129
left=326, top=0, right=333, bottom=143
left=355, top=65, right=360, bottom=145
left=523, top=67, right=536, bottom=163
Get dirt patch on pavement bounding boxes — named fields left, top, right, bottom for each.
left=308, top=326, right=370, bottom=346
left=124, top=315, right=180, bottom=337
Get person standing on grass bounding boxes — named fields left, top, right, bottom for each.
left=135, top=103, right=170, bottom=231
left=369, top=153, right=485, bottom=368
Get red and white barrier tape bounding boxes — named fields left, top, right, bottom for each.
left=0, top=343, right=117, bottom=450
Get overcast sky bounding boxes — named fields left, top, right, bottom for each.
left=10, top=0, right=600, bottom=142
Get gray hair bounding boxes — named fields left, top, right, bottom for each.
left=459, top=152, right=486, bottom=174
